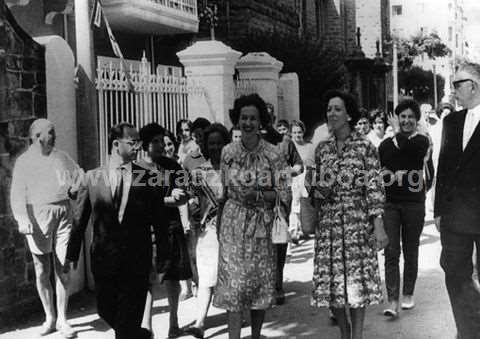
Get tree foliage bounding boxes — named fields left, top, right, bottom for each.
left=399, top=66, right=445, bottom=104
left=386, top=32, right=451, bottom=71
left=223, top=31, right=346, bottom=129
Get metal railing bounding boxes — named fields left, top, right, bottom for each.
left=96, top=55, right=204, bottom=164
left=149, top=0, right=197, bottom=16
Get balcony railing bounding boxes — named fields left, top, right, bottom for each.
left=102, top=0, right=199, bottom=34
left=149, top=0, right=197, bottom=17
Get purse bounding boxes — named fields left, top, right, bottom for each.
left=271, top=192, right=290, bottom=244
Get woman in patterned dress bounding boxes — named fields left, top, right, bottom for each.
left=309, top=90, right=389, bottom=339
left=213, top=94, right=291, bottom=339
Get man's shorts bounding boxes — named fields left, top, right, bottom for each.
left=25, top=200, right=72, bottom=265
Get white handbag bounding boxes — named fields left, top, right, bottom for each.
left=271, top=193, right=290, bottom=244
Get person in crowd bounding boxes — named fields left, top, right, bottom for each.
left=307, top=90, right=388, bottom=339
left=431, top=102, right=454, bottom=170
left=137, top=123, right=192, bottom=339
left=434, top=62, right=480, bottom=338
left=65, top=123, right=169, bottom=339
left=355, top=108, right=371, bottom=136
left=214, top=94, right=291, bottom=339
left=162, top=127, right=196, bottom=300
left=230, top=125, right=242, bottom=143
left=184, top=123, right=231, bottom=339
left=10, top=119, right=79, bottom=338
left=367, top=109, right=387, bottom=148
left=163, top=129, right=178, bottom=160
left=176, top=119, right=198, bottom=164
left=276, top=119, right=290, bottom=138
left=378, top=100, right=433, bottom=317
left=183, top=118, right=209, bottom=172
left=290, top=120, right=315, bottom=238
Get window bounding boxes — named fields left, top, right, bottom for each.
left=392, top=5, right=402, bottom=16
left=448, top=26, right=453, bottom=41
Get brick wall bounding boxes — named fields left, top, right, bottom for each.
left=0, top=2, right=46, bottom=325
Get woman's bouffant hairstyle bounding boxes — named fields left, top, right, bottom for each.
left=175, top=119, right=192, bottom=141
left=203, top=123, right=231, bottom=160
left=394, top=99, right=421, bottom=121
left=323, top=90, right=360, bottom=129
left=139, top=123, right=165, bottom=152
left=368, top=109, right=387, bottom=126
left=290, top=120, right=306, bottom=133
left=229, top=94, right=271, bottom=128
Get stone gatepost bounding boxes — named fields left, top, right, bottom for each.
left=177, top=40, right=242, bottom=128
left=235, top=52, right=284, bottom=120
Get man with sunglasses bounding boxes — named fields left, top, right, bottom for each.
left=435, top=62, right=480, bottom=339
left=65, top=123, right=165, bottom=339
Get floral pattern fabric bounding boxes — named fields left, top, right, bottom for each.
left=213, top=139, right=291, bottom=312
left=311, top=131, right=385, bottom=308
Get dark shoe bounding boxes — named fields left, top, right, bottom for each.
left=328, top=309, right=337, bottom=326
left=275, top=290, right=285, bottom=305
left=184, top=326, right=204, bottom=339
left=167, top=326, right=184, bottom=339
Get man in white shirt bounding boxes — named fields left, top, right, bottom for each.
left=10, top=119, right=79, bottom=338
left=434, top=62, right=480, bottom=339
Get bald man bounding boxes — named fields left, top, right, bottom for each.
left=10, top=119, right=80, bottom=338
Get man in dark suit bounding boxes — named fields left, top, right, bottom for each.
left=435, top=62, right=480, bottom=339
left=64, top=123, right=169, bottom=339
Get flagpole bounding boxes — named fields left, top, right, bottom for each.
left=393, top=41, right=399, bottom=108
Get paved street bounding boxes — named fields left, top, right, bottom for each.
left=0, top=219, right=456, bottom=339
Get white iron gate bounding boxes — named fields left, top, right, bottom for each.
left=96, top=55, right=204, bottom=164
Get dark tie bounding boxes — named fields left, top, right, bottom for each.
left=113, top=167, right=124, bottom=212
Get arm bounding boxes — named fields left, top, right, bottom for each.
left=65, top=177, right=91, bottom=263
left=289, top=141, right=304, bottom=177
left=9, top=158, right=31, bottom=234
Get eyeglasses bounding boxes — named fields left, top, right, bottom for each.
left=118, top=139, right=142, bottom=148
left=453, top=78, right=474, bottom=89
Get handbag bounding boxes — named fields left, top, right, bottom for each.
left=271, top=192, right=290, bottom=244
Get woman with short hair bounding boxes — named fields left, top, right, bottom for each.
left=309, top=90, right=388, bottom=339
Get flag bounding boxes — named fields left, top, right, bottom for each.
left=103, top=9, right=124, bottom=59
left=91, top=0, right=103, bottom=28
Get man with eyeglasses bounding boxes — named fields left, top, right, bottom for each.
left=65, top=122, right=165, bottom=339
left=434, top=62, right=480, bottom=339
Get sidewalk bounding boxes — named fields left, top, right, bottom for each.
left=0, top=220, right=455, bottom=339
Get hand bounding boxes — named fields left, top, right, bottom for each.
left=157, top=272, right=166, bottom=282
left=18, top=223, right=33, bottom=235
left=387, top=112, right=400, bottom=134
left=435, top=216, right=441, bottom=233
left=171, top=188, right=186, bottom=201
left=373, top=218, right=389, bottom=250
left=63, top=259, right=77, bottom=274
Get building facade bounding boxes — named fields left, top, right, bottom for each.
left=390, top=0, right=468, bottom=102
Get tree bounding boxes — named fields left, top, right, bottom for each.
left=399, top=66, right=445, bottom=104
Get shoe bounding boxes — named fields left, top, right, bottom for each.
left=328, top=309, right=337, bottom=326
left=275, top=290, right=285, bottom=305
left=401, top=295, right=415, bottom=310
left=39, top=321, right=56, bottom=336
left=184, top=326, right=204, bottom=339
left=167, top=326, right=184, bottom=339
left=383, top=301, right=399, bottom=317
left=56, top=322, right=77, bottom=338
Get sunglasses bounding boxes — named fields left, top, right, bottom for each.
left=453, top=79, right=474, bottom=89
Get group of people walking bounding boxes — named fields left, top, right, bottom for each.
left=9, top=61, right=480, bottom=339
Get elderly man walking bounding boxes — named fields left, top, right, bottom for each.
left=10, top=118, right=79, bottom=338
left=434, top=62, right=480, bottom=339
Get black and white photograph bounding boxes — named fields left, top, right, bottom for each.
left=1, top=0, right=480, bottom=338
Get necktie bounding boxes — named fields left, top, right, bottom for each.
left=113, top=167, right=124, bottom=212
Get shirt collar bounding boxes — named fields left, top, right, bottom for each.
left=108, top=159, right=132, bottom=172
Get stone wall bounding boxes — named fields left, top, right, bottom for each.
left=0, top=1, right=46, bottom=325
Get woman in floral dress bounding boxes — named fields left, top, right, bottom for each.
left=309, top=90, right=389, bottom=339
left=213, top=94, right=290, bottom=339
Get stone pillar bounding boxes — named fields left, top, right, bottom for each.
left=278, top=73, right=300, bottom=122
left=177, top=40, right=242, bottom=128
left=235, top=52, right=283, bottom=119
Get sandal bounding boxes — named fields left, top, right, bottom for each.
left=383, top=308, right=398, bottom=317
left=39, top=321, right=56, bottom=336
left=184, top=326, right=204, bottom=339
left=167, top=326, right=184, bottom=339
left=56, top=322, right=77, bottom=339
